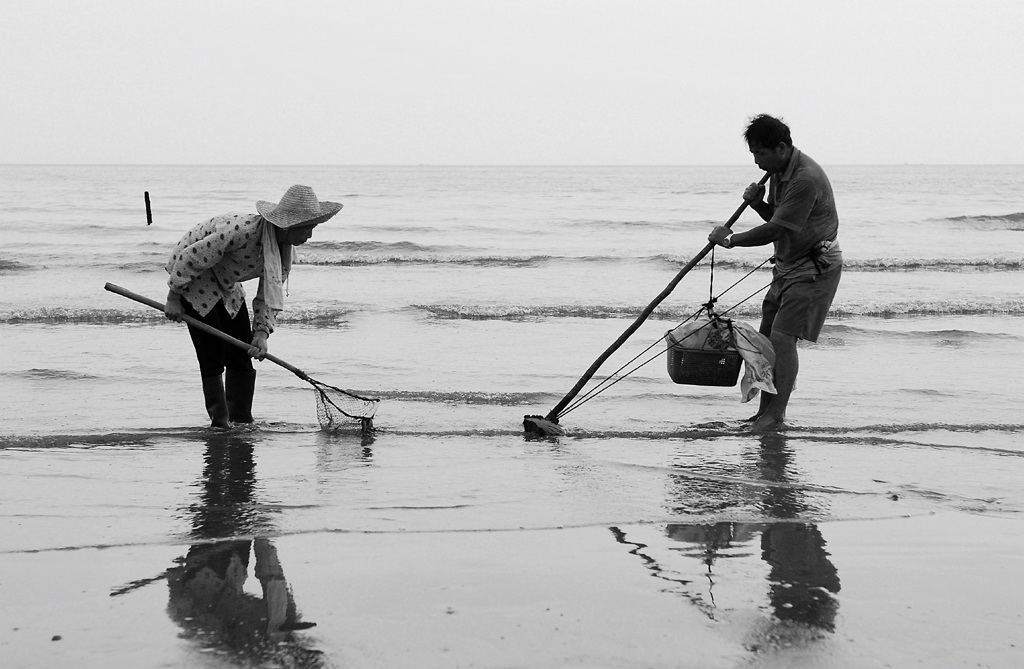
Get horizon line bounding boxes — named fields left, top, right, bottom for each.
left=2, top=162, right=1022, bottom=168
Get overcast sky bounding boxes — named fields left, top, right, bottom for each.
left=2, top=0, right=1021, bottom=165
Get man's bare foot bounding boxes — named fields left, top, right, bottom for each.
left=743, top=413, right=763, bottom=422
left=749, top=414, right=784, bottom=432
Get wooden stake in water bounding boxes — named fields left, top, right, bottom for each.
left=144, top=191, right=152, bottom=225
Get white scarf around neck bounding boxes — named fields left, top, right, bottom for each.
left=261, top=218, right=293, bottom=311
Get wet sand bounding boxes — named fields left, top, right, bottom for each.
left=3, top=515, right=1023, bottom=668
left=2, top=429, right=1022, bottom=668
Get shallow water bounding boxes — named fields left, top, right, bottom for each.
left=1, top=164, right=1023, bottom=667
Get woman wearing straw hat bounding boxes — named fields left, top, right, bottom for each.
left=164, top=185, right=342, bottom=428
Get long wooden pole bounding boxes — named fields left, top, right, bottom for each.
left=542, top=173, right=769, bottom=423
left=104, top=282, right=311, bottom=381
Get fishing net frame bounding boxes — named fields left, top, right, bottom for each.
left=307, top=376, right=378, bottom=432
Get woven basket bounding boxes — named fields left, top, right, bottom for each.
left=667, top=347, right=742, bottom=387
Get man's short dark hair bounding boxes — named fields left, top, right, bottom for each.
left=744, top=114, right=792, bottom=149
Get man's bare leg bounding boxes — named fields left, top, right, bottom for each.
left=746, top=386, right=773, bottom=421
left=751, top=332, right=798, bottom=431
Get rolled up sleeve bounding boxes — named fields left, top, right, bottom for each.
left=251, top=276, right=279, bottom=335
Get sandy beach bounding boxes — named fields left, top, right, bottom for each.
left=3, top=427, right=1023, bottom=669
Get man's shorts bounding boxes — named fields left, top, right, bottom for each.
left=760, top=265, right=842, bottom=342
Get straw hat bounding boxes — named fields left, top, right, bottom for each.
left=256, top=185, right=343, bottom=229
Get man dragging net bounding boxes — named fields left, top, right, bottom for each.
left=708, top=115, right=843, bottom=431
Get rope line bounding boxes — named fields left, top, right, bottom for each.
left=555, top=253, right=777, bottom=419
left=557, top=306, right=711, bottom=418
left=557, top=308, right=735, bottom=418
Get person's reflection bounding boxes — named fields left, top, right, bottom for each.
left=166, top=435, right=322, bottom=664
left=756, top=433, right=839, bottom=632
left=756, top=431, right=809, bottom=518
left=759, top=522, right=839, bottom=631
left=614, top=432, right=840, bottom=638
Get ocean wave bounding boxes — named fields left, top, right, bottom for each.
left=0, top=258, right=28, bottom=273
left=563, top=218, right=716, bottom=231
left=780, top=424, right=1024, bottom=457
left=0, top=307, right=355, bottom=326
left=0, top=429, right=206, bottom=451
left=2, top=422, right=1021, bottom=466
left=829, top=298, right=1024, bottom=316
left=844, top=257, right=1023, bottom=271
left=414, top=298, right=1024, bottom=320
left=652, top=256, right=1024, bottom=271
left=413, top=303, right=737, bottom=321
left=540, top=422, right=1024, bottom=453
left=372, top=389, right=555, bottom=405
left=13, top=368, right=100, bottom=381
left=788, top=421, right=1024, bottom=436
left=295, top=252, right=1023, bottom=270
left=20, top=249, right=1019, bottom=273
left=112, top=261, right=164, bottom=273
left=308, top=240, right=452, bottom=253
left=824, top=324, right=1024, bottom=341
left=4, top=296, right=1023, bottom=327
left=303, top=242, right=1024, bottom=271
left=298, top=253, right=555, bottom=267
left=0, top=308, right=158, bottom=325
left=938, top=212, right=1024, bottom=230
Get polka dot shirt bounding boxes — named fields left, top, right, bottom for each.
left=165, top=213, right=279, bottom=335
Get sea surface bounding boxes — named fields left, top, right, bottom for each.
left=1, top=164, right=1022, bottom=668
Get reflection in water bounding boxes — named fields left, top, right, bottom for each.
left=613, top=432, right=841, bottom=646
left=314, top=428, right=375, bottom=472
left=755, top=433, right=840, bottom=631
left=760, top=522, right=839, bottom=632
left=757, top=432, right=810, bottom=518
left=166, top=435, right=323, bottom=667
left=609, top=526, right=721, bottom=621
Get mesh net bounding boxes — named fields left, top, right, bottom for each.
left=311, top=379, right=379, bottom=431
